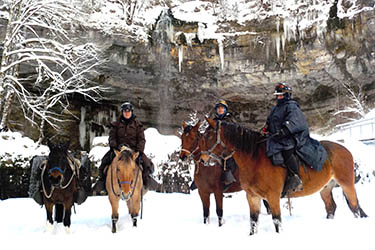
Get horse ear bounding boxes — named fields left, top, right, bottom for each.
left=182, top=121, right=187, bottom=129
left=205, top=117, right=217, bottom=129
left=114, top=149, right=120, bottom=157
left=132, top=152, right=140, bottom=161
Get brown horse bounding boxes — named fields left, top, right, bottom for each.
left=106, top=145, right=147, bottom=233
left=180, top=121, right=242, bottom=226
left=41, top=141, right=81, bottom=232
left=200, top=118, right=367, bottom=235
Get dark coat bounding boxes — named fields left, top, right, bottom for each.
left=213, top=112, right=236, bottom=123
left=109, top=115, right=146, bottom=153
left=266, top=99, right=327, bottom=171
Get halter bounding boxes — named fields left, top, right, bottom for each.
left=181, top=132, right=201, bottom=161
left=41, top=154, right=78, bottom=199
left=201, top=121, right=236, bottom=170
left=110, top=149, right=142, bottom=201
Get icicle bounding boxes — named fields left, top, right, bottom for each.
left=178, top=45, right=183, bottom=72
left=79, top=106, right=86, bottom=149
left=275, top=35, right=281, bottom=59
left=218, top=38, right=225, bottom=71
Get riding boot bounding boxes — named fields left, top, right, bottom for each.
left=283, top=152, right=303, bottom=193
left=140, top=153, right=159, bottom=191
left=223, top=157, right=237, bottom=186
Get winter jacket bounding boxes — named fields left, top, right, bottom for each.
left=213, top=112, right=236, bottom=123
left=266, top=99, right=327, bottom=171
left=109, top=115, right=146, bottom=153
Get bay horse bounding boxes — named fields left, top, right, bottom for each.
left=106, top=145, right=147, bottom=233
left=200, top=118, right=367, bottom=235
left=180, top=121, right=243, bottom=226
left=41, top=141, right=81, bottom=232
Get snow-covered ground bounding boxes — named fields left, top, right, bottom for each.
left=0, top=183, right=374, bottom=249
left=1, top=110, right=374, bottom=249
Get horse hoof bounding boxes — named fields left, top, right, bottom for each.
left=46, top=221, right=53, bottom=232
left=132, top=218, right=137, bottom=227
left=112, top=227, right=117, bottom=233
left=326, top=214, right=334, bottom=219
left=218, top=217, right=224, bottom=227
left=65, top=227, right=71, bottom=234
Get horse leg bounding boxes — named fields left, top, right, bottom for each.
left=127, top=197, right=140, bottom=227
left=340, top=183, right=368, bottom=218
left=54, top=203, right=64, bottom=223
left=265, top=195, right=282, bottom=233
left=198, top=190, right=210, bottom=224
left=63, top=204, right=72, bottom=230
left=213, top=190, right=224, bottom=227
left=45, top=201, right=54, bottom=231
left=245, top=193, right=261, bottom=235
left=110, top=197, right=120, bottom=233
left=319, top=180, right=337, bottom=219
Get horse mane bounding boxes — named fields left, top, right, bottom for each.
left=183, top=124, right=193, bottom=134
left=118, top=149, right=134, bottom=164
left=221, top=121, right=263, bottom=158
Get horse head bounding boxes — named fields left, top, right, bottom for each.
left=46, top=140, right=71, bottom=188
left=179, top=121, right=201, bottom=161
left=113, top=146, right=140, bottom=201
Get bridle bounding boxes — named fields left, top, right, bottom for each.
left=41, top=155, right=78, bottom=199
left=110, top=148, right=143, bottom=201
left=181, top=132, right=201, bottom=161
left=201, top=121, right=236, bottom=170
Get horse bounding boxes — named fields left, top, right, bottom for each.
left=106, top=145, right=147, bottom=233
left=180, top=121, right=243, bottom=226
left=41, top=141, right=82, bottom=232
left=199, top=117, right=367, bottom=235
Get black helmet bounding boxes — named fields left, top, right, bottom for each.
left=274, top=83, right=292, bottom=96
left=120, top=101, right=134, bottom=112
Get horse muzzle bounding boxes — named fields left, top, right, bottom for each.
left=121, top=192, right=131, bottom=201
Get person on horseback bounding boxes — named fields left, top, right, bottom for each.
left=190, top=100, right=237, bottom=191
left=263, top=83, right=305, bottom=193
left=93, top=101, right=158, bottom=195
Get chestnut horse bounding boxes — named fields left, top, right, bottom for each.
left=180, top=121, right=243, bottom=226
left=107, top=145, right=147, bottom=233
left=41, top=141, right=81, bottom=232
left=200, top=118, right=367, bottom=235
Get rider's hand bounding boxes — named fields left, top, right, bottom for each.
left=261, top=127, right=269, bottom=136
left=275, top=127, right=290, bottom=139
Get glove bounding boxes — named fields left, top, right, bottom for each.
left=275, top=127, right=290, bottom=139
left=261, top=127, right=269, bottom=136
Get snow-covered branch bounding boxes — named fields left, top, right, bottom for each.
left=0, top=0, right=107, bottom=138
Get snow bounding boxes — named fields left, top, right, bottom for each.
left=0, top=184, right=374, bottom=249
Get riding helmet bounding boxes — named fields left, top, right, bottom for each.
left=274, top=83, right=292, bottom=96
left=215, top=100, right=228, bottom=109
left=120, top=101, right=134, bottom=112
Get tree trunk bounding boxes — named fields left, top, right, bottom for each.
left=0, top=90, right=15, bottom=129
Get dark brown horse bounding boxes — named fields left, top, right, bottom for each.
left=41, top=141, right=81, bottom=232
left=107, top=146, right=147, bottom=233
left=200, top=118, right=367, bottom=234
left=180, top=121, right=242, bottom=226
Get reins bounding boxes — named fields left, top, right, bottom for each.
left=40, top=155, right=77, bottom=199
left=110, top=152, right=142, bottom=201
left=201, top=121, right=236, bottom=171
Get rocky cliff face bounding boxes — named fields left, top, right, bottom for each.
left=3, top=1, right=375, bottom=151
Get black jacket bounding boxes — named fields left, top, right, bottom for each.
left=266, top=99, right=327, bottom=171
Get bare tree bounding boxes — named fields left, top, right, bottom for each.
left=334, top=81, right=368, bottom=120
left=113, top=0, right=148, bottom=25
left=0, top=0, right=106, bottom=141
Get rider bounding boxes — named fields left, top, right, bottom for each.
left=93, top=101, right=158, bottom=195
left=190, top=100, right=237, bottom=191
left=263, top=83, right=306, bottom=193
